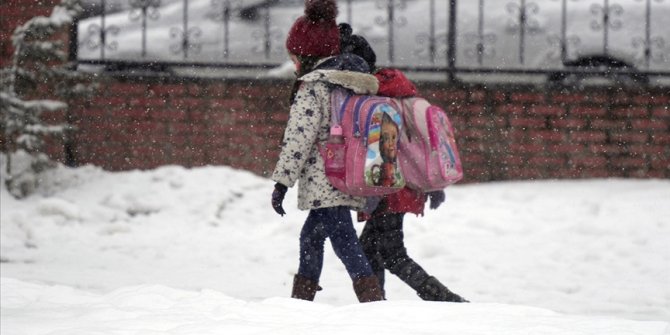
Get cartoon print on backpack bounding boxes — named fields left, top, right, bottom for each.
left=378, top=113, right=399, bottom=186
left=366, top=106, right=404, bottom=187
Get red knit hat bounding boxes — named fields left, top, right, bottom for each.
left=286, top=0, right=340, bottom=57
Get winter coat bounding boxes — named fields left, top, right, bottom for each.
left=367, top=68, right=427, bottom=218
left=271, top=55, right=379, bottom=211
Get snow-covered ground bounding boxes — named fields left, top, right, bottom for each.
left=1, top=160, right=669, bottom=334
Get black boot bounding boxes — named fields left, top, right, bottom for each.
left=416, top=276, right=469, bottom=302
left=375, top=270, right=386, bottom=300
left=360, top=217, right=386, bottom=299
left=291, top=274, right=322, bottom=301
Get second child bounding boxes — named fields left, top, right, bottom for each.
left=339, top=23, right=469, bottom=302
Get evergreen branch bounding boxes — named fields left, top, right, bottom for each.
left=19, top=41, right=67, bottom=63
left=24, top=124, right=67, bottom=135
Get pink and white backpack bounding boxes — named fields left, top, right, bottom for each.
left=320, top=88, right=406, bottom=197
left=396, top=98, right=463, bottom=191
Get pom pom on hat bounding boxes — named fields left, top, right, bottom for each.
left=304, top=0, right=337, bottom=22
left=286, top=0, right=340, bottom=57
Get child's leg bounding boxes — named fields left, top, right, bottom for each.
left=297, top=209, right=329, bottom=281
left=374, top=213, right=429, bottom=286
left=297, top=206, right=382, bottom=302
left=378, top=213, right=467, bottom=302
left=359, top=218, right=386, bottom=293
left=322, top=206, right=374, bottom=280
left=321, top=206, right=383, bottom=302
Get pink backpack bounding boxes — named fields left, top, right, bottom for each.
left=397, top=98, right=463, bottom=191
left=320, top=88, right=406, bottom=197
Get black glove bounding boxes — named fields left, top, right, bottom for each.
left=427, top=190, right=445, bottom=210
left=271, top=183, right=288, bottom=216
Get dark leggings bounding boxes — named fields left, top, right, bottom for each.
left=298, top=206, right=374, bottom=281
left=359, top=212, right=431, bottom=290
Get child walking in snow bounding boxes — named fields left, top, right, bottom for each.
left=339, top=23, right=468, bottom=302
left=270, top=0, right=384, bottom=303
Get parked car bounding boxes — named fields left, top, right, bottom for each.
left=76, top=0, right=670, bottom=84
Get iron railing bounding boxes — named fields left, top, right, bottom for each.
left=71, top=0, right=670, bottom=82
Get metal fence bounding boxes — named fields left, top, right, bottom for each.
left=72, top=0, right=670, bottom=82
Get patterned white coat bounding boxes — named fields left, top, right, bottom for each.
left=271, top=68, right=379, bottom=211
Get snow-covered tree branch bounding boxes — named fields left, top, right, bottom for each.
left=1, top=0, right=94, bottom=198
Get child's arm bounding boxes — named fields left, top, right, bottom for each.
left=271, top=81, right=324, bottom=188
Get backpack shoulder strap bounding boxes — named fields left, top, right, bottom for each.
left=398, top=98, right=419, bottom=141
left=330, top=86, right=352, bottom=125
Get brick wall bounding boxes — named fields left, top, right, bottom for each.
left=3, top=0, right=669, bottom=181
left=415, top=84, right=670, bottom=180
left=38, top=76, right=668, bottom=181
left=57, top=75, right=291, bottom=174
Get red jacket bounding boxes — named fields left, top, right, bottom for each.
left=361, top=68, right=426, bottom=220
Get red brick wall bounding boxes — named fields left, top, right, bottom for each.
left=40, top=76, right=667, bottom=181
left=59, top=76, right=291, bottom=173
left=416, top=84, right=670, bottom=180
left=3, top=0, right=669, bottom=181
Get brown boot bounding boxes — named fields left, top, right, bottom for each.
left=353, top=275, right=384, bottom=303
left=291, top=274, right=321, bottom=301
